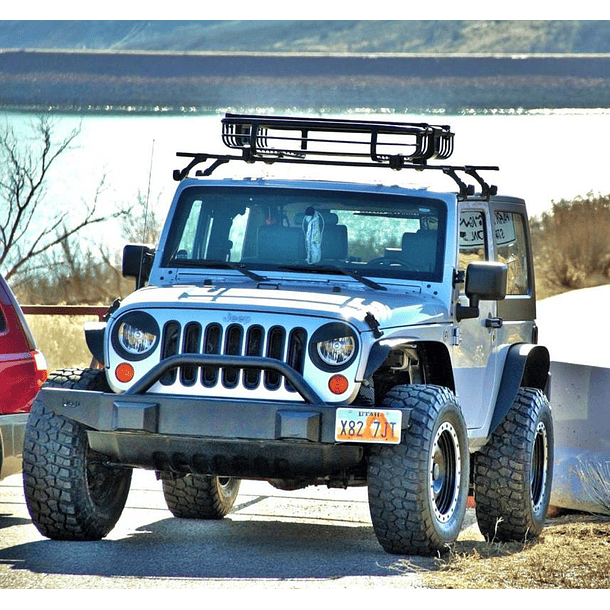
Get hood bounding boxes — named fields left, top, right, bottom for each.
left=118, top=281, right=449, bottom=332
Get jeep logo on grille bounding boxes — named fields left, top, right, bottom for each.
left=223, top=313, right=251, bottom=324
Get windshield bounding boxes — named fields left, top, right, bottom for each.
left=162, top=186, right=447, bottom=282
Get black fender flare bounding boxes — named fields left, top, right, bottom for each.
left=364, top=339, right=455, bottom=393
left=489, top=343, right=550, bottom=436
left=84, top=321, right=106, bottom=366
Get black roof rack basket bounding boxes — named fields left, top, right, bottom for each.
left=221, top=113, right=454, bottom=165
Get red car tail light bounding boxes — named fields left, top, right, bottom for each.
left=32, top=350, right=48, bottom=387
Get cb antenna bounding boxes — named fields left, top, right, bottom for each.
left=143, top=139, right=155, bottom=242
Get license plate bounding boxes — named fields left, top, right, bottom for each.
left=335, top=408, right=402, bottom=444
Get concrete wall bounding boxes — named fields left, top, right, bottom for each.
left=550, top=360, right=610, bottom=514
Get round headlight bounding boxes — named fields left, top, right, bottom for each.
left=309, top=322, right=359, bottom=372
left=316, top=336, right=356, bottom=366
left=112, top=311, right=160, bottom=361
left=118, top=322, right=157, bottom=355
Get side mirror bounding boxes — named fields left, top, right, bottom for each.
left=457, top=261, right=507, bottom=321
left=122, top=244, right=155, bottom=290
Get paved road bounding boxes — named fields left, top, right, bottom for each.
left=0, top=469, right=479, bottom=590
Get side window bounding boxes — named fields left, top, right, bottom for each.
left=493, top=212, right=529, bottom=295
left=459, top=211, right=488, bottom=289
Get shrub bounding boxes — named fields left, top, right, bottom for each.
left=530, top=192, right=610, bottom=299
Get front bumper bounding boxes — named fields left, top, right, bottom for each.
left=38, top=354, right=411, bottom=479
left=40, top=386, right=379, bottom=478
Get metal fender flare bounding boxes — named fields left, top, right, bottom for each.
left=489, top=343, right=550, bottom=435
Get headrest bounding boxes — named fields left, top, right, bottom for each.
left=293, top=211, right=339, bottom=226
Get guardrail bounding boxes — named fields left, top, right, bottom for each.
left=22, top=305, right=109, bottom=321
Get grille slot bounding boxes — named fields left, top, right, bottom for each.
left=244, top=325, right=264, bottom=389
left=222, top=324, right=243, bottom=388
left=202, top=323, right=222, bottom=387
left=159, top=320, right=307, bottom=393
left=265, top=326, right=286, bottom=390
left=286, top=328, right=307, bottom=392
left=181, top=322, right=202, bottom=386
left=160, top=321, right=180, bottom=385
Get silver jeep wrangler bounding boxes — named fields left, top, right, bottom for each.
left=23, top=114, right=553, bottom=555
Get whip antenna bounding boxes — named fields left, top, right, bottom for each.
left=143, top=139, right=155, bottom=242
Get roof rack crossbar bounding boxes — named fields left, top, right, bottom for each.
left=174, top=151, right=498, bottom=198
left=464, top=166, right=498, bottom=199
left=173, top=114, right=499, bottom=198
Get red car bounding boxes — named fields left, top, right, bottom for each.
left=0, top=274, right=48, bottom=481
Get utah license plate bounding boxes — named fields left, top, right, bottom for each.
left=335, top=408, right=402, bottom=444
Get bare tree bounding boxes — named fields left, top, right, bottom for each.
left=0, top=116, right=129, bottom=281
left=120, top=189, right=163, bottom=246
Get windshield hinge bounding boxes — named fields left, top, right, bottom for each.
left=365, top=312, right=384, bottom=338
left=451, top=327, right=461, bottom=346
left=453, top=269, right=465, bottom=287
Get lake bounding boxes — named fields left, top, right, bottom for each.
left=2, top=107, right=610, bottom=258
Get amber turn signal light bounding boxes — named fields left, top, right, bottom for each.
left=115, top=363, right=135, bottom=383
left=328, top=374, right=349, bottom=395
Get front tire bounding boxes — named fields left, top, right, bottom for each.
left=367, top=384, right=470, bottom=555
left=22, top=368, right=132, bottom=541
left=161, top=473, right=240, bottom=519
left=473, top=387, right=553, bottom=542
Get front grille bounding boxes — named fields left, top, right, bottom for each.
left=159, top=320, right=307, bottom=392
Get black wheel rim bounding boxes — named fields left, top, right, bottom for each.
left=430, top=422, right=461, bottom=523
left=86, top=458, right=123, bottom=507
left=531, top=421, right=549, bottom=513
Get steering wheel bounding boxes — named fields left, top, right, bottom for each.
left=366, top=257, right=417, bottom=271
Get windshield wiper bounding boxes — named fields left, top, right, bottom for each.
left=173, top=259, right=268, bottom=282
left=279, top=264, right=387, bottom=291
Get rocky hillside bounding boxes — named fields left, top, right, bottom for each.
left=2, top=20, right=610, bottom=54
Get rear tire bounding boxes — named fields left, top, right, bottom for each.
left=474, top=387, right=553, bottom=542
left=367, top=384, right=470, bottom=555
left=23, top=368, right=132, bottom=540
left=161, top=473, right=240, bottom=519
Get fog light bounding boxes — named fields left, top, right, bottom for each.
left=115, top=363, right=135, bottom=383
left=329, top=374, right=349, bottom=395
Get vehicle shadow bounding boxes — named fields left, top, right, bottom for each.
left=0, top=516, right=436, bottom=580
left=0, top=515, right=31, bottom=530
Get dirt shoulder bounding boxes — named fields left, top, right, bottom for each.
left=418, top=512, right=610, bottom=589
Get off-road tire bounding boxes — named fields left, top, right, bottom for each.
left=22, top=368, right=132, bottom=540
left=367, top=384, right=470, bottom=555
left=473, top=387, right=553, bottom=542
left=160, top=473, right=240, bottom=519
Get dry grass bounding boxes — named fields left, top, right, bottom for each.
left=25, top=314, right=96, bottom=373
left=416, top=513, right=610, bottom=589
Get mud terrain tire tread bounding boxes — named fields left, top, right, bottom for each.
left=161, top=474, right=240, bottom=519
left=22, top=368, right=132, bottom=541
left=367, top=384, right=470, bottom=556
left=474, top=387, right=553, bottom=542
